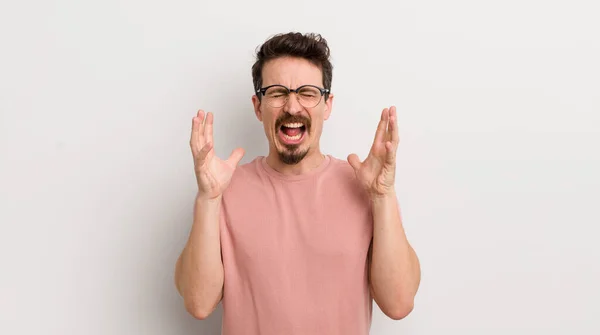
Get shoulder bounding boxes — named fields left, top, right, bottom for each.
left=321, top=155, right=371, bottom=203
left=232, top=156, right=263, bottom=180
left=326, top=156, right=357, bottom=177
left=323, top=155, right=361, bottom=186
left=222, top=156, right=265, bottom=196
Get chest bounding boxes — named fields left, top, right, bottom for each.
left=221, top=178, right=373, bottom=266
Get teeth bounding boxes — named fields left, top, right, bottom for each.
left=283, top=122, right=304, bottom=128
left=282, top=133, right=302, bottom=141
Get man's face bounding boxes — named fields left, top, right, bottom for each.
left=252, top=56, right=333, bottom=165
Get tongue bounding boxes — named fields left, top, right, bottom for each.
left=282, top=127, right=302, bottom=136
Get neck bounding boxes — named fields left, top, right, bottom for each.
left=265, top=148, right=326, bottom=176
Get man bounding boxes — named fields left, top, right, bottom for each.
left=174, top=32, right=421, bottom=335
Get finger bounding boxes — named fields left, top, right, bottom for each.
left=388, top=106, right=399, bottom=144
left=190, top=115, right=201, bottom=155
left=198, top=110, right=208, bottom=153
left=205, top=112, right=214, bottom=145
left=385, top=141, right=396, bottom=165
left=193, top=110, right=206, bottom=150
left=347, top=153, right=362, bottom=172
left=226, top=147, right=245, bottom=167
left=373, top=108, right=389, bottom=146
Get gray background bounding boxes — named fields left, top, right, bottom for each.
left=1, top=0, right=599, bottom=334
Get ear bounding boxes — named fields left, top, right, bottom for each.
left=252, top=95, right=263, bottom=122
left=323, top=93, right=334, bottom=120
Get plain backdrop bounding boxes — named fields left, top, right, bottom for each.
left=1, top=0, right=599, bottom=334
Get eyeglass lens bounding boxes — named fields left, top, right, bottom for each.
left=263, top=86, right=322, bottom=108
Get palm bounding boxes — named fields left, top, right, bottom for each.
left=195, top=151, right=237, bottom=199
left=348, top=107, right=399, bottom=197
left=190, top=110, right=244, bottom=200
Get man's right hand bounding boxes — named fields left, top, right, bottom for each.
left=190, top=109, right=245, bottom=200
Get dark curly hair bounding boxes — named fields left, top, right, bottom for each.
left=251, top=32, right=333, bottom=101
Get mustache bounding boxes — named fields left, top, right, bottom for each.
left=275, top=113, right=311, bottom=130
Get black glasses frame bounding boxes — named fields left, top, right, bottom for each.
left=255, top=84, right=330, bottom=97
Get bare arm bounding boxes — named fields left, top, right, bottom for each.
left=175, top=195, right=224, bottom=320
left=175, top=109, right=244, bottom=319
left=348, top=106, right=421, bottom=320
left=369, top=190, right=421, bottom=320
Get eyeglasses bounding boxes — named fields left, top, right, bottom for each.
left=256, top=84, right=330, bottom=108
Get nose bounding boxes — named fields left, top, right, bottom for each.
left=283, top=92, right=303, bottom=115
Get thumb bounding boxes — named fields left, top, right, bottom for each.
left=226, top=147, right=245, bottom=167
left=347, top=153, right=362, bottom=172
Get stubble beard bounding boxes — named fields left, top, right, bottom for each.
left=278, top=144, right=309, bottom=165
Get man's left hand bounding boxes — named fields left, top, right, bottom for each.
left=348, top=106, right=399, bottom=198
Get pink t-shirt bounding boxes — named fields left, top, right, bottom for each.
left=219, top=155, right=374, bottom=335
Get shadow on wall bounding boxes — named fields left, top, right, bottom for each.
left=171, top=303, right=224, bottom=335
left=122, top=177, right=226, bottom=334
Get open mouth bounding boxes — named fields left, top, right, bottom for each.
left=278, top=122, right=307, bottom=145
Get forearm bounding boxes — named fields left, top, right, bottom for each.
left=175, top=195, right=224, bottom=319
left=369, top=189, right=421, bottom=319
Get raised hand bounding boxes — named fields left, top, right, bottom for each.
left=190, top=110, right=245, bottom=200
left=347, top=106, right=399, bottom=198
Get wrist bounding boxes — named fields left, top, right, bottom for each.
left=369, top=188, right=397, bottom=203
left=196, top=192, right=222, bottom=205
